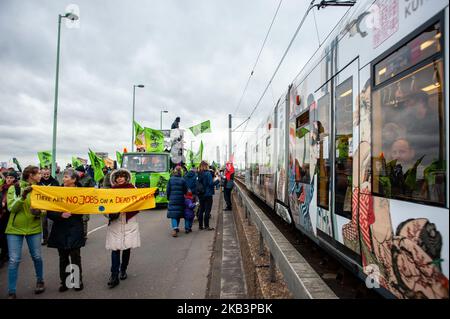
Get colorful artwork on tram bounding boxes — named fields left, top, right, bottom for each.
left=244, top=0, right=449, bottom=299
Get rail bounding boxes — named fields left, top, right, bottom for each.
left=233, top=180, right=338, bottom=299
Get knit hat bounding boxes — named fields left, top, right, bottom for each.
left=75, top=165, right=85, bottom=173
left=5, top=171, right=19, bottom=180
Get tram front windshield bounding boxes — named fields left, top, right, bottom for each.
left=122, top=154, right=168, bottom=173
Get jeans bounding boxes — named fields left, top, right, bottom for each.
left=224, top=188, right=232, bottom=209
left=111, top=249, right=130, bottom=276
left=58, top=248, right=82, bottom=287
left=171, top=218, right=180, bottom=230
left=198, top=196, right=213, bottom=228
left=184, top=218, right=193, bottom=230
left=7, top=233, right=44, bottom=294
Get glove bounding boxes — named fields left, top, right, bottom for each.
left=22, top=186, right=33, bottom=199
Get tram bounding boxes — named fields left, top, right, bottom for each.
left=245, top=0, right=449, bottom=299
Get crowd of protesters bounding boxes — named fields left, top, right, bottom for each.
left=0, top=161, right=136, bottom=298
left=166, top=160, right=235, bottom=237
left=0, top=156, right=235, bottom=298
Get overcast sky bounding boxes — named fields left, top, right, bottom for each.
left=0, top=0, right=349, bottom=169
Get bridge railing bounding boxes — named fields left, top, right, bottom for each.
left=233, top=181, right=338, bottom=299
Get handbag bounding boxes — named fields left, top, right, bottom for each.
left=225, top=180, right=234, bottom=189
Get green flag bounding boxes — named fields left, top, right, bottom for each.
left=192, top=141, right=204, bottom=166
left=38, top=151, right=52, bottom=168
left=144, top=128, right=165, bottom=152
left=189, top=120, right=211, bottom=136
left=116, top=151, right=123, bottom=167
left=185, top=149, right=193, bottom=170
left=88, top=149, right=105, bottom=182
left=12, top=158, right=22, bottom=172
left=72, top=157, right=82, bottom=168
left=134, top=121, right=145, bottom=148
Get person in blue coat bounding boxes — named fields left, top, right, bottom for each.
left=166, top=166, right=188, bottom=237
left=184, top=167, right=198, bottom=196
left=197, top=161, right=218, bottom=230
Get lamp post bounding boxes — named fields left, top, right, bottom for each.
left=51, top=12, right=79, bottom=178
left=131, top=84, right=145, bottom=151
left=160, top=110, right=168, bottom=130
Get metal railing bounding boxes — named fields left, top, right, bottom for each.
left=233, top=182, right=338, bottom=299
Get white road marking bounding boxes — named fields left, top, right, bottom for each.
left=87, top=224, right=107, bottom=235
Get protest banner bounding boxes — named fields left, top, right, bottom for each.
left=30, top=185, right=157, bottom=214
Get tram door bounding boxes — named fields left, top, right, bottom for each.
left=330, top=58, right=362, bottom=260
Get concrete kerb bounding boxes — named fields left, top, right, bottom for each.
left=234, top=183, right=338, bottom=299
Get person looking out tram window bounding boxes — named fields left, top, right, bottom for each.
left=373, top=53, right=446, bottom=205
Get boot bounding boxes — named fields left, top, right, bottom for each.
left=120, top=270, right=127, bottom=280
left=35, top=281, right=45, bottom=294
left=59, top=283, right=69, bottom=292
left=171, top=230, right=178, bottom=237
left=108, top=274, right=120, bottom=288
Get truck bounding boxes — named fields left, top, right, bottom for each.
left=121, top=152, right=170, bottom=205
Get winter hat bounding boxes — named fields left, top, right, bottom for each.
left=75, top=165, right=85, bottom=173
left=5, top=171, right=19, bottom=180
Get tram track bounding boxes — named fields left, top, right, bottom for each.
left=234, top=177, right=382, bottom=299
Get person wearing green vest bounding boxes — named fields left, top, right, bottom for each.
left=5, top=165, right=45, bottom=299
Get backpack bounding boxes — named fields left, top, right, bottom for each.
left=196, top=179, right=205, bottom=196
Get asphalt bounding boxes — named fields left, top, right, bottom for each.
left=0, top=203, right=217, bottom=299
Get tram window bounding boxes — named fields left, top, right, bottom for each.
left=372, top=60, right=446, bottom=206
left=375, top=23, right=441, bottom=85
left=335, top=77, right=353, bottom=218
left=316, top=94, right=330, bottom=210
left=295, top=112, right=310, bottom=184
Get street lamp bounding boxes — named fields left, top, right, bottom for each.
left=160, top=110, right=168, bottom=130
left=51, top=12, right=79, bottom=178
left=131, top=84, right=145, bottom=151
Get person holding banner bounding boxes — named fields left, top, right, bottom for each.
left=5, top=166, right=45, bottom=299
left=75, top=165, right=95, bottom=241
left=47, top=168, right=85, bottom=292
left=106, top=169, right=141, bottom=288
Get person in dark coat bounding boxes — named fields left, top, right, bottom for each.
left=37, top=167, right=59, bottom=246
left=223, top=161, right=235, bottom=211
left=0, top=171, right=19, bottom=268
left=166, top=166, right=187, bottom=237
left=184, top=168, right=198, bottom=196
left=75, top=165, right=94, bottom=241
left=197, top=161, right=216, bottom=231
left=47, top=168, right=85, bottom=292
left=171, top=117, right=180, bottom=129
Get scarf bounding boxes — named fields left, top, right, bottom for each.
left=225, top=163, right=235, bottom=181
left=111, top=183, right=139, bottom=222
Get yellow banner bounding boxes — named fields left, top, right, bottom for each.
left=30, top=186, right=157, bottom=214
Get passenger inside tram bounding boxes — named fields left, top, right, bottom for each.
left=375, top=61, right=445, bottom=204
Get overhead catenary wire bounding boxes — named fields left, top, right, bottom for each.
left=312, top=8, right=321, bottom=47
left=236, top=0, right=316, bottom=141
left=236, top=0, right=355, bottom=144
left=233, top=0, right=284, bottom=117
left=292, top=4, right=353, bottom=83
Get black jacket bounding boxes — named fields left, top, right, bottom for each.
left=38, top=176, right=60, bottom=187
left=47, top=212, right=85, bottom=250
